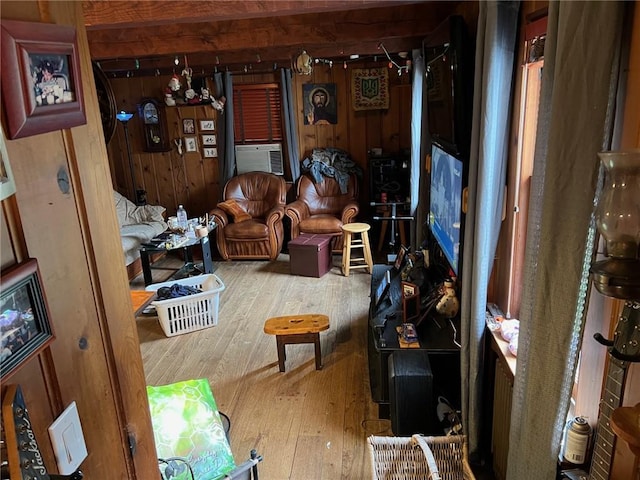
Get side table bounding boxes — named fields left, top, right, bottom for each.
left=130, top=290, right=156, bottom=317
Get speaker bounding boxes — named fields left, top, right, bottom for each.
left=388, top=350, right=436, bottom=435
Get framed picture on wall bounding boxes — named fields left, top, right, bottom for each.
left=201, top=134, right=216, bottom=146
left=199, top=119, right=215, bottom=131
left=1, top=20, right=86, bottom=139
left=184, top=136, right=197, bottom=152
left=182, top=118, right=195, bottom=134
left=1, top=125, right=16, bottom=201
left=1, top=259, right=55, bottom=381
left=303, top=83, right=337, bottom=125
left=203, top=148, right=218, bottom=158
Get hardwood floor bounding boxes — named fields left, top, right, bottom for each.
left=131, top=253, right=392, bottom=479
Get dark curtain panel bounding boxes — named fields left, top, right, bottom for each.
left=507, top=2, right=624, bottom=478
left=460, top=0, right=520, bottom=461
left=280, top=68, right=301, bottom=181
left=214, top=71, right=235, bottom=190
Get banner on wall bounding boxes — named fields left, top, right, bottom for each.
left=351, top=68, right=389, bottom=111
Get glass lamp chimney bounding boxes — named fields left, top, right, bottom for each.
left=595, top=151, right=640, bottom=259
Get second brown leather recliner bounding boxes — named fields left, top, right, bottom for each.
left=285, top=173, right=359, bottom=253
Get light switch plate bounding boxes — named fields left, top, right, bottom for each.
left=48, top=401, right=88, bottom=474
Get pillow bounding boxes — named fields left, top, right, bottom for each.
left=114, top=191, right=166, bottom=226
left=218, top=199, right=251, bottom=223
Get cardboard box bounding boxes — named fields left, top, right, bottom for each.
left=289, top=233, right=333, bottom=277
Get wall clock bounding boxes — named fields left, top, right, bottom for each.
left=92, top=62, right=117, bottom=144
left=138, top=98, right=170, bottom=152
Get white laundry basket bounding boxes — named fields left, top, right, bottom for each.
left=145, top=274, right=225, bottom=337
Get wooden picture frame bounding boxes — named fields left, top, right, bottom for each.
left=393, top=245, right=408, bottom=271
left=374, top=269, right=392, bottom=309
left=401, top=281, right=420, bottom=324
left=199, top=119, right=215, bottom=131
left=0, top=20, right=86, bottom=139
left=1, top=259, right=55, bottom=381
left=184, top=136, right=198, bottom=152
left=203, top=147, right=218, bottom=158
left=1, top=125, right=16, bottom=201
left=201, top=134, right=216, bottom=146
left=182, top=118, right=195, bottom=135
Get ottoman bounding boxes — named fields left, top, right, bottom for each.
left=288, top=233, right=333, bottom=277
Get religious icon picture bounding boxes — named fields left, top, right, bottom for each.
left=303, top=83, right=337, bottom=125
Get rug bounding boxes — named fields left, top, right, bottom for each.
left=351, top=68, right=389, bottom=111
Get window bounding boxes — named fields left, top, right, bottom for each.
left=498, top=9, right=611, bottom=445
left=500, top=31, right=544, bottom=320
left=232, top=83, right=282, bottom=144
left=503, top=58, right=542, bottom=319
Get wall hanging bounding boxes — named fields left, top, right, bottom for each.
left=351, top=68, right=390, bottom=111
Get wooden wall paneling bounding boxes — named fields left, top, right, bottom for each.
left=382, top=86, right=401, bottom=155
left=158, top=151, right=180, bottom=213
left=344, top=71, right=370, bottom=205
left=105, top=58, right=413, bottom=222
left=108, top=127, right=129, bottom=193
left=611, top=3, right=640, bottom=477
left=1, top=208, right=17, bottom=268
left=5, top=109, right=132, bottom=479
left=397, top=83, right=412, bottom=151
left=332, top=67, right=351, bottom=153
left=105, top=76, right=223, bottom=216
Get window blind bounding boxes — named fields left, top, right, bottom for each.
left=233, top=83, right=282, bottom=143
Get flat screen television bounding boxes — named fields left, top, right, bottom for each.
left=428, top=143, right=464, bottom=275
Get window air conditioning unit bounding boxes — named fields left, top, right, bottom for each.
left=235, top=143, right=284, bottom=175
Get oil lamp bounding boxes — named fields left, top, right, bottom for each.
left=590, top=150, right=640, bottom=299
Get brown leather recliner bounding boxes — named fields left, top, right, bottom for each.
left=210, top=172, right=286, bottom=260
left=285, top=173, right=359, bottom=253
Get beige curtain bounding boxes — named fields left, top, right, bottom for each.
left=507, top=2, right=625, bottom=478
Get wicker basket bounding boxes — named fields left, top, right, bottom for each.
left=368, top=435, right=475, bottom=480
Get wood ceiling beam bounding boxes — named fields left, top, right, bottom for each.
left=85, top=2, right=457, bottom=71
left=82, top=0, right=425, bottom=29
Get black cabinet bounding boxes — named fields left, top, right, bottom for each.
left=367, top=265, right=461, bottom=434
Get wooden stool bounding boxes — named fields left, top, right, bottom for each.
left=263, top=314, right=330, bottom=372
left=341, top=222, right=373, bottom=276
